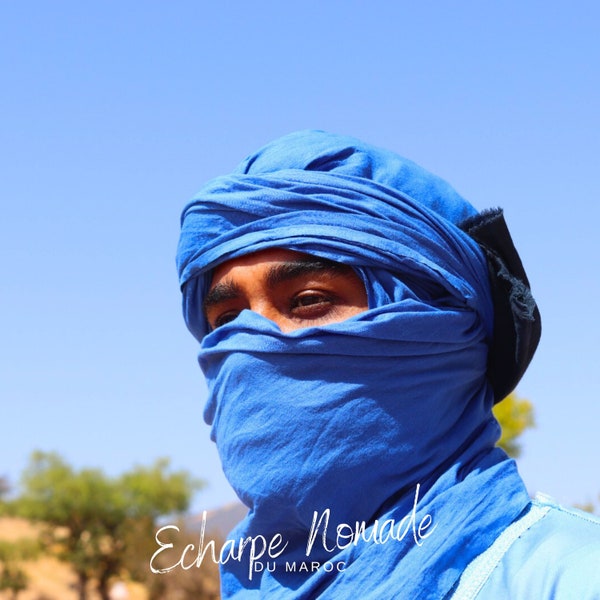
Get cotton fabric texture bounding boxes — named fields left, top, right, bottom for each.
left=176, top=131, right=559, bottom=598
left=454, top=494, right=600, bottom=599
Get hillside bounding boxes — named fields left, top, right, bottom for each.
left=0, top=502, right=241, bottom=600
left=1, top=517, right=157, bottom=600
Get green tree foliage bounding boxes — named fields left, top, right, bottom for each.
left=0, top=537, right=40, bottom=599
left=10, top=451, right=202, bottom=600
left=0, top=563, right=28, bottom=600
left=493, top=391, right=535, bottom=458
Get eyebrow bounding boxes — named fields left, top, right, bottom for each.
left=202, top=257, right=351, bottom=314
left=203, top=280, right=241, bottom=311
left=265, top=257, right=350, bottom=287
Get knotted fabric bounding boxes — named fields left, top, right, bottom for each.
left=177, top=131, right=532, bottom=598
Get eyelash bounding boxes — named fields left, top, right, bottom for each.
left=211, top=290, right=337, bottom=330
left=289, top=291, right=334, bottom=313
left=213, top=311, right=240, bottom=329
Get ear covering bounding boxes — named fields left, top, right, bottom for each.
left=459, top=208, right=541, bottom=401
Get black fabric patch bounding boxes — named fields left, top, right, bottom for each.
left=460, top=208, right=541, bottom=403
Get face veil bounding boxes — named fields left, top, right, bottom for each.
left=176, top=130, right=535, bottom=598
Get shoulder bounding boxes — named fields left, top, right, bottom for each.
left=530, top=492, right=600, bottom=548
left=530, top=494, right=600, bottom=570
left=453, top=494, right=600, bottom=599
left=479, top=493, right=600, bottom=599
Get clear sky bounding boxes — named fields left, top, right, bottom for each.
left=1, top=1, right=598, bottom=512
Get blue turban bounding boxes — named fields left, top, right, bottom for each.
left=177, top=131, right=536, bottom=598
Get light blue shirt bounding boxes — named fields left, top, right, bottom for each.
left=453, top=493, right=600, bottom=599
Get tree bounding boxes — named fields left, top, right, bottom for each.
left=10, top=451, right=202, bottom=600
left=0, top=538, right=40, bottom=600
left=493, top=391, right=535, bottom=458
left=0, top=562, right=28, bottom=600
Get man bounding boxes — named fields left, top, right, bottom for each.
left=176, top=131, right=600, bottom=598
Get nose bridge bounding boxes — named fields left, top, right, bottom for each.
left=248, top=297, right=290, bottom=331
left=248, top=297, right=280, bottom=323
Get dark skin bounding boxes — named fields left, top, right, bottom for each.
left=204, top=249, right=369, bottom=333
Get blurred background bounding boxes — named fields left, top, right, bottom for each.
left=1, top=1, right=598, bottom=517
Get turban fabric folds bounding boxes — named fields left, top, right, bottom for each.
left=177, top=131, right=536, bottom=598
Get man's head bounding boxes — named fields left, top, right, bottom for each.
left=177, top=130, right=539, bottom=402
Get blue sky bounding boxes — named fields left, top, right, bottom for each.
left=1, top=1, right=598, bottom=512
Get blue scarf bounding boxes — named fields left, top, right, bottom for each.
left=177, top=131, right=531, bottom=598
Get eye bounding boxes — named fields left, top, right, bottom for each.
left=289, top=291, right=335, bottom=319
left=212, top=310, right=241, bottom=330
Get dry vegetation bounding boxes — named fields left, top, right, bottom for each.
left=0, top=517, right=219, bottom=600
